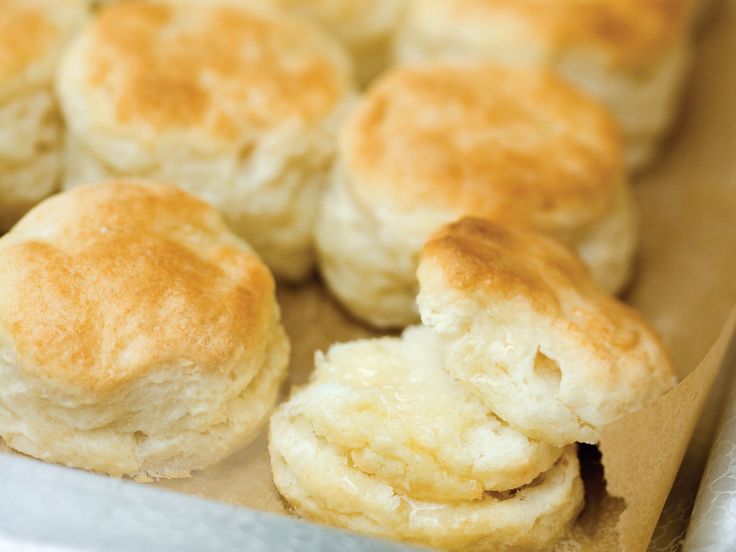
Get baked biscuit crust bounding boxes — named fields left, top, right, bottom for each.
left=0, top=0, right=87, bottom=97
left=344, top=64, right=624, bottom=235
left=76, top=1, right=349, bottom=138
left=396, top=0, right=694, bottom=170
left=0, top=182, right=289, bottom=477
left=0, top=0, right=87, bottom=229
left=58, top=0, right=354, bottom=281
left=418, top=218, right=676, bottom=445
left=400, top=0, right=693, bottom=69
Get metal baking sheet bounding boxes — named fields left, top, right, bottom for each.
left=0, top=454, right=418, bottom=552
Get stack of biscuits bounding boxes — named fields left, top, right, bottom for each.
left=270, top=218, right=675, bottom=550
left=0, top=0, right=704, bottom=549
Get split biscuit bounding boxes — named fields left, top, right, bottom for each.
left=269, top=326, right=582, bottom=550
left=417, top=218, right=677, bottom=446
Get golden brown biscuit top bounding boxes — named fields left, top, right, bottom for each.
left=344, top=65, right=624, bottom=235
left=0, top=182, right=276, bottom=396
left=415, top=0, right=692, bottom=66
left=77, top=1, right=351, bottom=138
left=0, top=0, right=85, bottom=83
left=420, top=218, right=666, bottom=358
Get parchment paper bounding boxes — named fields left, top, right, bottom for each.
left=0, top=1, right=722, bottom=550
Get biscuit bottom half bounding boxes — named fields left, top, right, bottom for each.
left=268, top=328, right=584, bottom=550
left=270, top=421, right=582, bottom=551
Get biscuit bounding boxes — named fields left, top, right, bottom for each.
left=269, top=327, right=582, bottom=550
left=57, top=0, right=354, bottom=281
left=395, top=0, right=694, bottom=171
left=316, top=64, right=636, bottom=328
left=417, top=218, right=677, bottom=446
left=260, top=0, right=406, bottom=86
left=0, top=0, right=87, bottom=230
left=0, top=181, right=289, bottom=478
